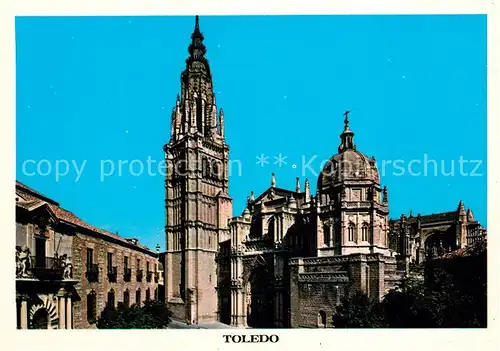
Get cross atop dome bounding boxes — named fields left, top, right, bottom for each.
left=343, top=110, right=351, bottom=130
left=338, top=110, right=356, bottom=152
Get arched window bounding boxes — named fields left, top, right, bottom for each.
left=348, top=222, right=355, bottom=242
left=87, top=290, right=97, bottom=323
left=318, top=310, right=327, bottom=328
left=361, top=223, right=369, bottom=242
left=212, top=161, right=220, bottom=179
left=107, top=289, right=115, bottom=308
left=123, top=289, right=130, bottom=307
left=136, top=288, right=141, bottom=307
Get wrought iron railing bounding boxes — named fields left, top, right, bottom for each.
left=16, top=246, right=74, bottom=280
left=123, top=268, right=132, bottom=282
left=107, top=266, right=118, bottom=282
left=85, top=263, right=99, bottom=282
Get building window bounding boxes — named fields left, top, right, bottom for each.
left=348, top=223, right=355, bottom=242
left=107, top=252, right=113, bottom=269
left=136, top=289, right=141, bottom=307
left=123, top=289, right=130, bottom=307
left=107, top=289, right=115, bottom=308
left=154, top=287, right=159, bottom=300
left=146, top=288, right=150, bottom=301
left=124, top=256, right=131, bottom=282
left=87, top=290, right=97, bottom=323
left=318, top=310, right=327, bottom=328
left=136, top=258, right=143, bottom=282
left=323, top=224, right=331, bottom=247
left=86, top=248, right=93, bottom=270
left=361, top=223, right=369, bottom=242
left=85, top=248, right=99, bottom=282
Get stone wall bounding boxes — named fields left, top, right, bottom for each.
left=290, top=254, right=400, bottom=328
left=72, top=233, right=158, bottom=329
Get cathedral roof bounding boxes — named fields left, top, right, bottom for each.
left=253, top=187, right=303, bottom=204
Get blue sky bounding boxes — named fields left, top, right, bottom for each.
left=16, top=15, right=487, bottom=250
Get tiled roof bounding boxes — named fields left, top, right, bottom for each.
left=47, top=204, right=152, bottom=252
left=16, top=180, right=154, bottom=254
left=16, top=180, right=59, bottom=205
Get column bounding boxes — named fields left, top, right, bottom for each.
left=20, top=299, right=28, bottom=329
left=65, top=295, right=72, bottom=329
left=58, top=296, right=66, bottom=329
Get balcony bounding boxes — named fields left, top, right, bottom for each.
left=107, top=266, right=118, bottom=283
left=29, top=256, right=63, bottom=280
left=146, top=271, right=152, bottom=282
left=85, top=263, right=99, bottom=283
left=154, top=272, right=159, bottom=283
left=123, top=268, right=131, bottom=282
left=16, top=249, right=73, bottom=281
left=136, top=269, right=143, bottom=282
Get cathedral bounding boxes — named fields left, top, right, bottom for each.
left=162, top=16, right=486, bottom=328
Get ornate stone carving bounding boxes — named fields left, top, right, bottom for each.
left=299, top=256, right=347, bottom=265
left=298, top=272, right=349, bottom=283
left=59, top=254, right=73, bottom=280
left=16, top=246, right=32, bottom=278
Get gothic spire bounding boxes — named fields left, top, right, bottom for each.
left=187, top=15, right=207, bottom=64
left=338, top=110, right=356, bottom=153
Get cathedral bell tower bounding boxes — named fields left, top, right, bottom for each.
left=163, top=16, right=233, bottom=324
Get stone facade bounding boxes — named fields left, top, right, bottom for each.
left=15, top=181, right=159, bottom=329
left=163, top=16, right=232, bottom=325
left=72, top=234, right=158, bottom=329
left=164, top=16, right=486, bottom=329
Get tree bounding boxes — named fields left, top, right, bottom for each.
left=332, top=239, right=486, bottom=328
left=97, top=300, right=172, bottom=329
left=332, top=291, right=386, bottom=328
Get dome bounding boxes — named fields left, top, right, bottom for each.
left=317, top=112, right=380, bottom=191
